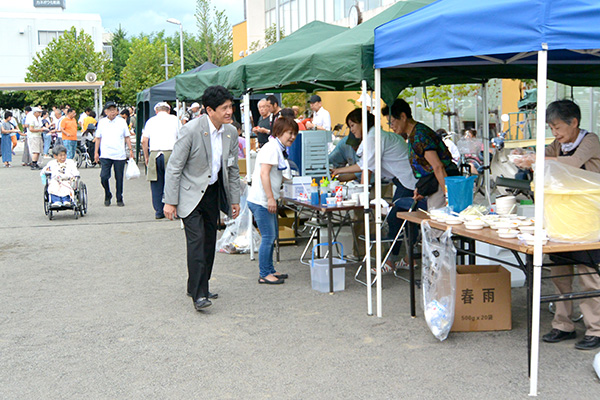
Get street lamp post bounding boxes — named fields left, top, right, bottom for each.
left=167, top=18, right=185, bottom=119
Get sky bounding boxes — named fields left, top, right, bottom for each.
left=67, top=0, right=245, bottom=37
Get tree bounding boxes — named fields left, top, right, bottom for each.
left=25, top=27, right=116, bottom=110
left=111, top=25, right=131, bottom=81
left=249, top=24, right=286, bottom=53
left=195, top=0, right=233, bottom=66
left=120, top=37, right=178, bottom=105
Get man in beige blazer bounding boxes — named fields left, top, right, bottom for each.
left=164, top=85, right=241, bottom=312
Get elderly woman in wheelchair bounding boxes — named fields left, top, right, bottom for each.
left=42, top=144, right=80, bottom=208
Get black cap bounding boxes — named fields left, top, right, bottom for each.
left=309, top=94, right=321, bottom=103
left=104, top=101, right=117, bottom=109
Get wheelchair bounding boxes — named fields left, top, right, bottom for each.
left=43, top=173, right=88, bottom=220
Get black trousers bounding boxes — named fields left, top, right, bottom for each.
left=100, top=158, right=126, bottom=202
left=183, top=181, right=220, bottom=300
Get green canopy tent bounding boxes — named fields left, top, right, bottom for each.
left=243, top=0, right=434, bottom=94
left=175, top=20, right=349, bottom=100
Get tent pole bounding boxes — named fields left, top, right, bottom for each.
left=362, top=80, right=372, bottom=316
left=481, top=83, right=492, bottom=206
left=374, top=69, right=383, bottom=318
left=529, top=44, right=548, bottom=398
left=243, top=92, right=255, bottom=261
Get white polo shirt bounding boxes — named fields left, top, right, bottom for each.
left=312, top=107, right=331, bottom=130
left=357, top=127, right=418, bottom=190
left=142, top=111, right=179, bottom=151
left=96, top=116, right=130, bottom=160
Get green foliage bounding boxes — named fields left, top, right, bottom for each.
left=110, top=26, right=131, bottom=81
left=249, top=24, right=286, bottom=52
left=0, top=91, right=28, bottom=109
left=24, top=27, right=116, bottom=111
left=282, top=93, right=308, bottom=115
left=120, top=37, right=178, bottom=105
left=196, top=0, right=233, bottom=66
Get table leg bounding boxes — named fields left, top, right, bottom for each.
left=328, top=211, right=334, bottom=294
left=407, top=221, right=416, bottom=317
left=526, top=254, right=533, bottom=377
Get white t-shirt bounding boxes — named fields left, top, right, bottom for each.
left=96, top=116, right=129, bottom=160
left=357, top=127, right=418, bottom=190
left=142, top=112, right=179, bottom=151
left=247, top=140, right=284, bottom=208
left=78, top=112, right=87, bottom=126
left=313, top=107, right=331, bottom=130
left=25, top=113, right=42, bottom=138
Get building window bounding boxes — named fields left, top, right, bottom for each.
left=103, top=45, right=113, bottom=60
left=38, top=30, right=64, bottom=46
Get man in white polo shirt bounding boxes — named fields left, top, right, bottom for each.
left=141, top=102, right=179, bottom=219
left=94, top=101, right=134, bottom=207
left=306, top=94, right=331, bottom=131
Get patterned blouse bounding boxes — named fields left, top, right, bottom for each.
left=407, top=122, right=453, bottom=178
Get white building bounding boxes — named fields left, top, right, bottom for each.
left=0, top=0, right=104, bottom=82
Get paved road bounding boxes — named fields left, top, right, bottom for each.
left=1, top=148, right=598, bottom=399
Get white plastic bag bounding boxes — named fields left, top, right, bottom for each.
left=125, top=158, right=140, bottom=180
left=421, top=220, right=457, bottom=341
left=216, top=184, right=261, bottom=254
left=594, top=351, right=600, bottom=379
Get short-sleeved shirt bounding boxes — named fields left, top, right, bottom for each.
left=60, top=117, right=78, bottom=140
left=2, top=121, right=13, bottom=135
left=82, top=116, right=97, bottom=131
left=407, top=122, right=453, bottom=178
left=142, top=112, right=179, bottom=151
left=256, top=116, right=271, bottom=146
left=96, top=116, right=129, bottom=160
left=247, top=139, right=284, bottom=208
left=25, top=113, right=43, bottom=138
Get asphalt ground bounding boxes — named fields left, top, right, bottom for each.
left=1, top=144, right=599, bottom=399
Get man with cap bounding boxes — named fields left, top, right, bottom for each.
left=306, top=94, right=331, bottom=131
left=182, top=102, right=201, bottom=125
left=94, top=101, right=134, bottom=207
left=24, top=107, right=44, bottom=169
left=141, top=102, right=180, bottom=219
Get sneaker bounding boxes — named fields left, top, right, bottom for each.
left=371, top=263, right=394, bottom=275
left=395, top=259, right=411, bottom=270
left=117, top=200, right=124, bottom=207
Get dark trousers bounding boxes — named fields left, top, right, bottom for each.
left=150, top=154, right=166, bottom=217
left=388, top=178, right=427, bottom=256
left=100, top=158, right=126, bottom=202
left=183, top=181, right=220, bottom=300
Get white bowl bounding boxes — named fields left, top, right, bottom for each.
left=341, top=200, right=357, bottom=207
left=444, top=217, right=463, bottom=225
left=497, top=229, right=519, bottom=239
left=525, top=238, right=548, bottom=246
left=519, top=226, right=536, bottom=234
left=465, top=223, right=484, bottom=230
left=518, top=219, right=533, bottom=226
left=492, top=221, right=519, bottom=230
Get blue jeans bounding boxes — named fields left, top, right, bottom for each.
left=64, top=140, right=77, bottom=159
left=248, top=201, right=277, bottom=278
left=43, top=132, right=52, bottom=155
left=150, top=154, right=166, bottom=217
left=388, top=178, right=427, bottom=256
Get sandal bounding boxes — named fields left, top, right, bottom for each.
left=371, top=263, right=394, bottom=275
left=258, top=276, right=284, bottom=285
left=273, top=273, right=288, bottom=279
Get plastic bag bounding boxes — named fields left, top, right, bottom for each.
left=594, top=351, right=600, bottom=379
left=421, top=220, right=457, bottom=341
left=542, top=160, right=600, bottom=243
left=125, top=158, right=140, bottom=180
left=216, top=184, right=261, bottom=254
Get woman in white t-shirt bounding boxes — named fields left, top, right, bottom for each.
left=247, top=117, right=298, bottom=284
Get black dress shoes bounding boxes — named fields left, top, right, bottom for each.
left=542, top=328, right=576, bottom=343
left=187, top=291, right=218, bottom=299
left=194, top=297, right=212, bottom=311
left=575, top=335, right=600, bottom=350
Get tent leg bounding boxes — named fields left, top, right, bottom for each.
left=243, top=92, right=255, bottom=261
left=374, top=69, right=383, bottom=318
left=481, top=83, right=492, bottom=206
left=361, top=80, right=373, bottom=316
left=529, top=45, right=548, bottom=398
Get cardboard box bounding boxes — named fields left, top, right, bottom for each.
left=452, top=265, right=512, bottom=332
left=278, top=226, right=296, bottom=245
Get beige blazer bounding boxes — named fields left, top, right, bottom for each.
left=164, top=114, right=240, bottom=218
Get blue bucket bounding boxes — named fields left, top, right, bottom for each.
left=445, top=176, right=477, bottom=212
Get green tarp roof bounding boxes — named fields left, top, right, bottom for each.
left=175, top=21, right=348, bottom=100
left=243, top=0, right=434, bottom=94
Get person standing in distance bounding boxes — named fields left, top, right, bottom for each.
left=164, top=86, right=241, bottom=312
left=94, top=101, right=134, bottom=207
left=141, top=102, right=179, bottom=219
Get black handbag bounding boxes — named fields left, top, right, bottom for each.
left=415, top=164, right=460, bottom=197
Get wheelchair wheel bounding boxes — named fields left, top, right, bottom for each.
left=74, top=148, right=83, bottom=168
left=48, top=209, right=53, bottom=220
left=43, top=188, right=50, bottom=216
left=79, top=183, right=88, bottom=215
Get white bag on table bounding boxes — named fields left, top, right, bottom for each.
left=125, top=158, right=140, bottom=180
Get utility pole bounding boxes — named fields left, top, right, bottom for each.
left=161, top=43, right=173, bottom=80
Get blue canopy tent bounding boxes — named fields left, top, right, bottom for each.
left=373, top=0, right=600, bottom=394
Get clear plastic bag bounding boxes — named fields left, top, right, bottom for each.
left=421, top=220, right=457, bottom=341
left=216, top=184, right=261, bottom=254
left=542, top=160, right=600, bottom=243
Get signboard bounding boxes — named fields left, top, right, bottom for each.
left=34, top=0, right=66, bottom=8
